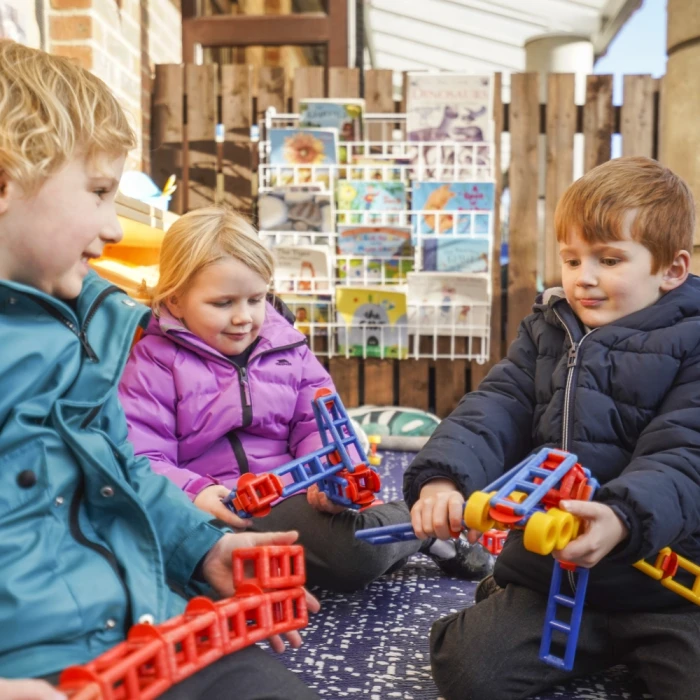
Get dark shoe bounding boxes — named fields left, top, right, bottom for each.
left=475, top=574, right=503, bottom=603
left=430, top=537, right=495, bottom=581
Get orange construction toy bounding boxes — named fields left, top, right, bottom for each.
left=56, top=545, right=307, bottom=700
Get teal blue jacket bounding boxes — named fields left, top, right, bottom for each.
left=0, top=273, right=225, bottom=678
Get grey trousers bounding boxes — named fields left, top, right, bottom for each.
left=430, top=582, right=700, bottom=700
left=251, top=495, right=421, bottom=592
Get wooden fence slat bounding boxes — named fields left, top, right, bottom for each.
left=398, top=356, right=430, bottom=411
left=221, top=64, right=254, bottom=215
left=258, top=66, right=287, bottom=116
left=544, top=73, right=576, bottom=288
left=185, top=64, right=218, bottom=210
left=328, top=67, right=360, bottom=99
left=435, top=337, right=467, bottom=418
left=363, top=359, right=395, bottom=406
left=507, top=72, right=540, bottom=347
left=364, top=69, right=394, bottom=141
left=292, top=66, right=325, bottom=110
left=152, top=64, right=184, bottom=214
left=584, top=74, right=614, bottom=173
left=329, top=356, right=361, bottom=408
left=621, top=74, right=654, bottom=158
left=470, top=71, right=504, bottom=391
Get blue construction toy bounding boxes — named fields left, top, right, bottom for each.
left=224, top=388, right=381, bottom=518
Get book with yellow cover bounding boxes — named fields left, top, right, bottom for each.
left=335, top=286, right=408, bottom=359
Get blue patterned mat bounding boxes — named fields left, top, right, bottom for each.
left=281, top=451, right=649, bottom=699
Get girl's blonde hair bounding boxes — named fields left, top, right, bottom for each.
left=0, top=40, right=135, bottom=193
left=152, top=207, right=274, bottom=316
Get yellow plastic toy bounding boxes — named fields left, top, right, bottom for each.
left=633, top=547, right=700, bottom=606
left=367, top=435, right=382, bottom=467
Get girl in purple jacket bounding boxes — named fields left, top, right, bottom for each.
left=119, top=207, right=491, bottom=591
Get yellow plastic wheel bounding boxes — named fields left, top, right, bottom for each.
left=547, top=508, right=576, bottom=550
left=464, top=491, right=495, bottom=532
left=523, top=511, right=558, bottom=555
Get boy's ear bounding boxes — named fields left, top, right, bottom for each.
left=660, top=249, right=691, bottom=292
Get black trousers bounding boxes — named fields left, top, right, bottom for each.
left=430, top=582, right=700, bottom=700
left=251, top=495, right=421, bottom=592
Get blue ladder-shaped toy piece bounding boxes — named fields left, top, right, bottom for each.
left=539, top=563, right=590, bottom=671
left=355, top=523, right=418, bottom=545
left=224, top=390, right=376, bottom=518
left=486, top=448, right=580, bottom=524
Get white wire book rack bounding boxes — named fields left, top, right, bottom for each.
left=257, top=108, right=496, bottom=363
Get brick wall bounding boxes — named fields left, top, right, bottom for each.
left=46, top=0, right=182, bottom=171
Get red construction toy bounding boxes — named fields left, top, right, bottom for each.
left=55, top=545, right=307, bottom=700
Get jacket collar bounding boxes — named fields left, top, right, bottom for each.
left=149, top=301, right=306, bottom=364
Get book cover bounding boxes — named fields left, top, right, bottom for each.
left=336, top=286, right=408, bottom=359
left=421, top=237, right=490, bottom=273
left=299, top=98, right=365, bottom=142
left=280, top=294, right=331, bottom=335
left=406, top=73, right=493, bottom=143
left=337, top=258, right=414, bottom=285
left=258, top=187, right=333, bottom=233
left=412, top=181, right=495, bottom=236
left=272, top=245, right=331, bottom=293
left=406, top=272, right=489, bottom=336
left=268, top=127, right=339, bottom=166
left=336, top=180, right=407, bottom=225
left=337, top=225, right=413, bottom=258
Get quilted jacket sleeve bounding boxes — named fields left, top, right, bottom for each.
left=597, top=348, right=700, bottom=563
left=403, top=316, right=539, bottom=508
left=119, top=336, right=215, bottom=499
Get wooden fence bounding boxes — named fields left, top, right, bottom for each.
left=150, top=65, right=660, bottom=417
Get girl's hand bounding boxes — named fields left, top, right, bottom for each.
left=193, top=484, right=253, bottom=530
left=553, top=500, right=629, bottom=568
left=411, top=479, right=466, bottom=541
left=306, top=483, right=346, bottom=515
left=0, top=678, right=67, bottom=700
left=201, top=530, right=320, bottom=653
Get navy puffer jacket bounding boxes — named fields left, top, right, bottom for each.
left=404, top=276, right=700, bottom=611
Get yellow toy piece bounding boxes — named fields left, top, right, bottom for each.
left=367, top=435, right=382, bottom=467
left=634, top=547, right=700, bottom=607
left=464, top=491, right=496, bottom=533
left=523, top=508, right=579, bottom=555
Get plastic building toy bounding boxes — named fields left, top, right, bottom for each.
left=480, top=529, right=508, bottom=555
left=367, top=435, right=382, bottom=467
left=355, top=522, right=416, bottom=545
left=224, top=388, right=381, bottom=518
left=634, top=547, right=700, bottom=605
left=55, top=545, right=308, bottom=700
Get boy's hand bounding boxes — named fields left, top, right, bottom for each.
left=306, top=483, right=346, bottom=514
left=0, top=678, right=67, bottom=700
left=201, top=530, right=320, bottom=653
left=194, top=484, right=253, bottom=530
left=553, top=500, right=629, bottom=568
left=411, top=479, right=469, bottom=541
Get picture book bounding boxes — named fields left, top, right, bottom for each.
left=406, top=272, right=489, bottom=336
left=336, top=180, right=407, bottom=225
left=299, top=98, right=365, bottom=142
left=336, top=258, right=414, bottom=285
left=336, top=225, right=413, bottom=258
left=412, top=181, right=495, bottom=236
left=258, top=186, right=333, bottom=233
left=268, top=127, right=339, bottom=166
left=348, top=154, right=410, bottom=181
left=406, top=73, right=493, bottom=143
left=272, top=245, right=331, bottom=294
left=280, top=294, right=331, bottom=335
left=421, top=237, right=490, bottom=273
left=336, top=286, right=408, bottom=359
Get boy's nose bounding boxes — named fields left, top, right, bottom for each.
left=575, top=260, right=598, bottom=286
left=100, top=208, right=123, bottom=244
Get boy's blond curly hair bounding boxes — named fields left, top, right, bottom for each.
left=0, top=40, right=135, bottom=192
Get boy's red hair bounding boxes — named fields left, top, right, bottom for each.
left=554, top=157, right=695, bottom=273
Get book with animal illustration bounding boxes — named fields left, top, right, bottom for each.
left=336, top=258, right=414, bottom=285
left=258, top=187, right=333, bottom=233
left=412, top=181, right=495, bottom=236
left=336, top=180, right=407, bottom=225
left=406, top=272, right=489, bottom=336
left=336, top=286, right=409, bottom=359
left=299, top=98, right=365, bottom=142
left=406, top=73, right=493, bottom=143
left=336, top=225, right=413, bottom=258
left=272, top=245, right=331, bottom=294
left=421, top=236, right=490, bottom=273
left=266, top=127, right=338, bottom=187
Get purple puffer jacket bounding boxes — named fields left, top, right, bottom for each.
left=118, top=303, right=334, bottom=500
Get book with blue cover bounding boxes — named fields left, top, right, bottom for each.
left=421, top=237, right=490, bottom=273
left=412, top=181, right=495, bottom=236
left=336, top=225, right=413, bottom=258
left=337, top=180, right=407, bottom=225
left=299, top=98, right=365, bottom=142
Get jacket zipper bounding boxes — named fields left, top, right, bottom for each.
left=69, top=475, right=133, bottom=636
left=27, top=285, right=121, bottom=362
left=224, top=339, right=307, bottom=476
left=552, top=306, right=596, bottom=594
